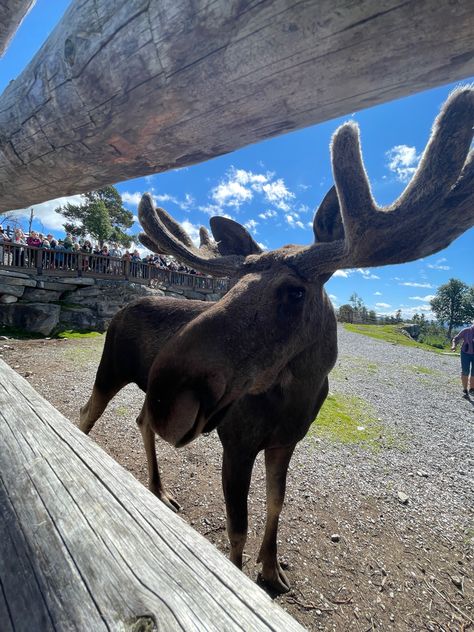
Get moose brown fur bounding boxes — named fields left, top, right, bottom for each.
left=80, top=88, right=474, bottom=593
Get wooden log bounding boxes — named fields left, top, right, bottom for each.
left=1, top=0, right=473, bottom=211
left=0, top=358, right=304, bottom=631
left=0, top=0, right=35, bottom=57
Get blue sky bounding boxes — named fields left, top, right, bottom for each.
left=1, top=0, right=473, bottom=319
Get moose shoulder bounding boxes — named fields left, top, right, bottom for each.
left=80, top=87, right=474, bottom=593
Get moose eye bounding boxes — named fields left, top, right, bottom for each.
left=287, top=287, right=306, bottom=301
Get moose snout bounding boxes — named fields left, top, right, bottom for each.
left=145, top=365, right=228, bottom=447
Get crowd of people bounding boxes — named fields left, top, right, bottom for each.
left=0, top=226, right=202, bottom=277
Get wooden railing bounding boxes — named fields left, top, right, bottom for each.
left=0, top=241, right=229, bottom=293
left=0, top=358, right=304, bottom=631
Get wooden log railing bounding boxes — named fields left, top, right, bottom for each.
left=1, top=0, right=473, bottom=210
left=0, top=241, right=229, bottom=293
left=0, top=358, right=304, bottom=631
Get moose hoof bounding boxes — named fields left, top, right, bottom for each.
left=258, top=561, right=291, bottom=594
left=152, top=487, right=182, bottom=513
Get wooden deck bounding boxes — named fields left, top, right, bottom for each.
left=0, top=358, right=303, bottom=631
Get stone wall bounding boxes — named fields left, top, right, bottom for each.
left=0, top=270, right=223, bottom=336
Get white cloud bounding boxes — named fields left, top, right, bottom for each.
left=262, top=179, right=295, bottom=211
left=374, top=291, right=382, bottom=296
left=333, top=269, right=351, bottom=278
left=13, top=194, right=86, bottom=232
left=258, top=209, right=278, bottom=220
left=122, top=191, right=195, bottom=213
left=399, top=281, right=433, bottom=288
left=357, top=268, right=380, bottom=280
left=212, top=179, right=253, bottom=208
left=427, top=263, right=450, bottom=271
left=121, top=191, right=142, bottom=206
left=376, top=302, right=391, bottom=308
left=408, top=294, right=435, bottom=302
left=180, top=219, right=201, bottom=246
left=385, top=144, right=421, bottom=183
left=398, top=304, right=434, bottom=319
left=285, top=214, right=305, bottom=230
left=244, top=219, right=258, bottom=234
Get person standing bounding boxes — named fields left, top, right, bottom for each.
left=451, top=323, right=474, bottom=399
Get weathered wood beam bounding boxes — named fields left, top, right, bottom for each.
left=1, top=0, right=473, bottom=211
left=0, top=358, right=304, bottom=631
left=0, top=0, right=35, bottom=57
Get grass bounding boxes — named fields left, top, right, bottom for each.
left=309, top=392, right=395, bottom=450
left=405, top=364, right=438, bottom=376
left=56, top=330, right=103, bottom=339
left=342, top=323, right=450, bottom=354
left=0, top=325, right=103, bottom=340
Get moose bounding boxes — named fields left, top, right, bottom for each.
left=80, top=88, right=474, bottom=593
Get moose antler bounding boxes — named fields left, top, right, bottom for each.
left=139, top=87, right=473, bottom=279
left=292, top=86, right=474, bottom=276
left=138, top=196, right=262, bottom=276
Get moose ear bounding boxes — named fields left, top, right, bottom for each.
left=210, top=216, right=263, bottom=256
left=313, top=186, right=345, bottom=243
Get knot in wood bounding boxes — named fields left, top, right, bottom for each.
left=127, top=616, right=157, bottom=632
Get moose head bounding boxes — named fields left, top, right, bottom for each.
left=138, top=87, right=474, bottom=448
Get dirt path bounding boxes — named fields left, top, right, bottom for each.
left=1, top=327, right=472, bottom=631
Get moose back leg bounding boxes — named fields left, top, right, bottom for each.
left=222, top=448, right=257, bottom=570
left=257, top=444, right=296, bottom=594
left=79, top=384, right=122, bottom=434
left=136, top=406, right=181, bottom=512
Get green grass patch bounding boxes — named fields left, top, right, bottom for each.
left=56, top=329, right=103, bottom=339
left=310, top=392, right=394, bottom=450
left=405, top=364, right=438, bottom=376
left=342, top=323, right=449, bottom=354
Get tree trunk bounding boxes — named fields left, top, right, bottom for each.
left=0, top=0, right=35, bottom=57
left=0, top=0, right=473, bottom=211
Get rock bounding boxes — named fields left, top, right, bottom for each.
left=68, top=286, right=101, bottom=298
left=0, top=282, right=25, bottom=298
left=0, top=303, right=60, bottom=336
left=0, top=269, right=30, bottom=279
left=22, top=287, right=62, bottom=302
left=57, top=277, right=95, bottom=286
left=400, top=324, right=420, bottom=339
left=416, top=470, right=429, bottom=478
left=331, top=533, right=341, bottom=542
left=164, top=291, right=186, bottom=300
left=397, top=492, right=409, bottom=505
left=0, top=276, right=36, bottom=287
left=36, top=280, right=69, bottom=291
left=451, top=575, right=463, bottom=589
left=59, top=306, right=97, bottom=330
left=0, top=295, right=18, bottom=304
left=205, top=293, right=221, bottom=302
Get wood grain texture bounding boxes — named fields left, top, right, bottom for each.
left=0, top=358, right=304, bottom=631
left=1, top=0, right=473, bottom=211
left=0, top=0, right=35, bottom=57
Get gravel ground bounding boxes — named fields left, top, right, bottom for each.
left=1, top=325, right=473, bottom=631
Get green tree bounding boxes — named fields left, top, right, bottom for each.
left=55, top=186, right=134, bottom=247
left=338, top=304, right=354, bottom=323
left=430, top=278, right=474, bottom=338
left=349, top=292, right=364, bottom=312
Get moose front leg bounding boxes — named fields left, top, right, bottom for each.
left=136, top=407, right=181, bottom=512
left=222, top=449, right=257, bottom=570
left=257, top=444, right=296, bottom=594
